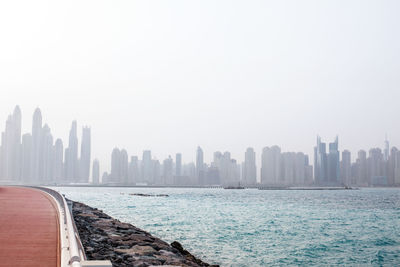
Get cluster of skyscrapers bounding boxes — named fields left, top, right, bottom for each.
left=1, top=106, right=400, bottom=188
left=104, top=145, right=313, bottom=187
left=103, top=147, right=246, bottom=186
left=104, top=137, right=400, bottom=187
left=0, top=106, right=92, bottom=185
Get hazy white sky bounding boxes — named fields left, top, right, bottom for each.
left=0, top=0, right=399, bottom=173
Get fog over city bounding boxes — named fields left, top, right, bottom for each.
left=1, top=0, right=400, bottom=175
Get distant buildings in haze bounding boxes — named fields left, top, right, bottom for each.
left=1, top=106, right=400, bottom=188
left=0, top=106, right=92, bottom=185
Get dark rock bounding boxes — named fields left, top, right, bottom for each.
left=69, top=199, right=219, bottom=267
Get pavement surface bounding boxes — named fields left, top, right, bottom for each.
left=0, top=186, right=60, bottom=267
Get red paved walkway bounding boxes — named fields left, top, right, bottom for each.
left=0, top=186, right=60, bottom=267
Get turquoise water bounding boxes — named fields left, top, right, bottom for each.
left=54, top=187, right=400, bottom=266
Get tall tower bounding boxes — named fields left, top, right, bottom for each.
left=41, top=124, right=54, bottom=183
left=175, top=153, right=182, bottom=177
left=314, top=136, right=327, bottom=185
left=21, top=133, right=32, bottom=183
left=120, top=149, right=128, bottom=184
left=196, top=146, right=204, bottom=182
left=163, top=155, right=174, bottom=185
left=54, top=138, right=64, bottom=183
left=128, top=156, right=139, bottom=184
left=261, top=146, right=281, bottom=185
left=79, top=126, right=91, bottom=183
left=341, top=150, right=351, bottom=186
left=31, top=108, right=42, bottom=182
left=12, top=106, right=22, bottom=181
left=142, top=150, right=152, bottom=184
left=244, top=147, right=257, bottom=185
left=111, top=148, right=121, bottom=183
left=327, top=136, right=340, bottom=184
left=65, top=121, right=78, bottom=182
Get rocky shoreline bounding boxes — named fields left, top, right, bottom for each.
left=71, top=200, right=219, bottom=267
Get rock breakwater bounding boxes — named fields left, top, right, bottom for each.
left=71, top=200, right=219, bottom=267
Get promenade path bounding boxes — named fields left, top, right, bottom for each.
left=0, top=186, right=60, bottom=267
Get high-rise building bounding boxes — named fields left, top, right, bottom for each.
left=92, top=159, right=100, bottom=185
left=183, top=162, right=196, bottom=184
left=327, top=136, right=340, bottom=184
left=355, top=150, right=368, bottom=186
left=54, top=138, right=64, bottom=183
left=12, top=106, right=21, bottom=181
left=213, top=151, right=239, bottom=186
left=152, top=159, right=161, bottom=185
left=142, top=150, right=152, bottom=184
left=341, top=150, right=351, bottom=186
left=393, top=149, right=400, bottom=186
left=281, top=152, right=295, bottom=185
left=79, top=126, right=91, bottom=183
left=384, top=135, right=390, bottom=161
left=110, top=148, right=121, bottom=183
left=196, top=147, right=204, bottom=183
left=163, top=155, right=174, bottom=185
left=120, top=149, right=129, bottom=184
left=41, top=124, right=53, bottom=183
left=261, top=146, right=281, bottom=185
left=1, top=106, right=22, bottom=181
left=31, top=108, right=42, bottom=182
left=243, top=147, right=257, bottom=185
left=65, top=121, right=79, bottom=182
left=175, top=153, right=182, bottom=177
left=21, top=133, right=32, bottom=183
left=368, top=148, right=386, bottom=186
left=128, top=156, right=140, bottom=184
left=314, top=136, right=327, bottom=185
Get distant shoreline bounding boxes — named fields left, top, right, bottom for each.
left=1, top=182, right=400, bottom=190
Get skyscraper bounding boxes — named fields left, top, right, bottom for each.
left=142, top=150, right=152, bottom=184
left=128, top=156, right=140, bottom=184
left=12, top=106, right=21, bottom=181
left=54, top=138, right=64, bottom=183
left=120, top=149, right=129, bottom=184
left=175, top=153, right=182, bottom=177
left=79, top=126, right=91, bottom=183
left=314, top=136, right=327, bottom=185
left=41, top=124, right=53, bottom=183
left=384, top=135, right=390, bottom=161
left=1, top=106, right=22, bottom=181
left=31, top=108, right=42, bottom=182
left=261, top=146, right=281, bottom=185
left=21, top=133, right=32, bottom=183
left=196, top=146, right=204, bottom=183
left=65, top=121, right=79, bottom=182
left=110, top=148, right=121, bottom=183
left=327, top=136, right=340, bottom=184
left=356, top=150, right=368, bottom=186
left=341, top=150, right=351, bottom=186
left=163, top=155, right=173, bottom=185
left=368, top=148, right=386, bottom=186
left=243, top=147, right=257, bottom=185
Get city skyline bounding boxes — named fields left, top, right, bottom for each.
left=0, top=105, right=397, bottom=176
left=0, top=106, right=399, bottom=187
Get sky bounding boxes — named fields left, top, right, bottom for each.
left=0, top=0, right=399, bottom=174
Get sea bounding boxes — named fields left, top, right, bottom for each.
left=53, top=187, right=400, bottom=266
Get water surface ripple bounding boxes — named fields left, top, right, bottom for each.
left=54, top=187, right=400, bottom=266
